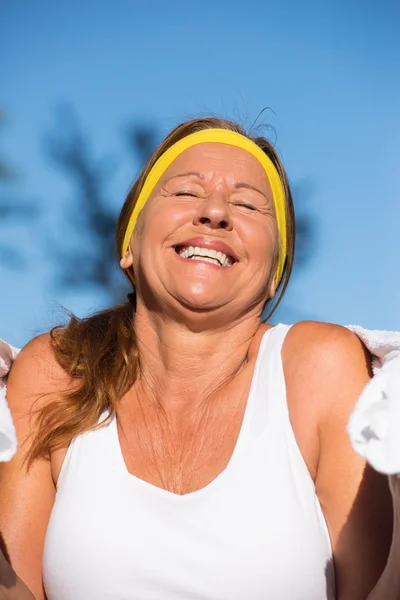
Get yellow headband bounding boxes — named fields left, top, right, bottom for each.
left=121, top=128, right=287, bottom=285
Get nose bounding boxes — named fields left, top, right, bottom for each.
left=193, top=192, right=233, bottom=231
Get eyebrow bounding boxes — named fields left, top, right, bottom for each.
left=165, top=171, right=205, bottom=181
left=234, top=181, right=267, bottom=198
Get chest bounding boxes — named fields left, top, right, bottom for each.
left=45, top=426, right=334, bottom=600
left=117, top=393, right=248, bottom=495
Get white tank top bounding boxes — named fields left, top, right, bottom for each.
left=43, top=324, right=335, bottom=599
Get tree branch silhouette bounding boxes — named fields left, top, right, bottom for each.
left=43, top=108, right=163, bottom=303
left=0, top=110, right=40, bottom=269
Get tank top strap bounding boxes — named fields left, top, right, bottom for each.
left=246, top=323, right=293, bottom=439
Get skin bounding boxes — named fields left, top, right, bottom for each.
left=0, top=549, right=35, bottom=600
left=0, top=143, right=394, bottom=599
left=366, top=475, right=400, bottom=599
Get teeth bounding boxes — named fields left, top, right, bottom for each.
left=197, top=256, right=220, bottom=265
left=178, top=245, right=233, bottom=267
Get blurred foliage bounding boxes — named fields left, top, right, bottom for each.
left=43, top=106, right=166, bottom=303
left=0, top=111, right=14, bottom=181
left=126, top=123, right=159, bottom=165
left=0, top=110, right=39, bottom=268
left=291, top=179, right=315, bottom=268
left=44, top=106, right=125, bottom=297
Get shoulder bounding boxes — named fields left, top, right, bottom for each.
left=11, top=330, right=65, bottom=375
left=7, top=330, right=73, bottom=412
left=282, top=320, right=372, bottom=463
left=12, top=331, right=55, bottom=365
left=284, top=320, right=371, bottom=396
left=287, top=319, right=369, bottom=360
left=280, top=321, right=372, bottom=480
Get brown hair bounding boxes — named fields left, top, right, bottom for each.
left=26, top=117, right=295, bottom=466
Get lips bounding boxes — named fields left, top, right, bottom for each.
left=174, top=237, right=238, bottom=265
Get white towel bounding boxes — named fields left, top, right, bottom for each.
left=346, top=326, right=400, bottom=475
left=0, top=338, right=19, bottom=462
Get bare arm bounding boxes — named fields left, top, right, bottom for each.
left=286, top=322, right=393, bottom=600
left=0, top=334, right=70, bottom=600
left=365, top=476, right=400, bottom=599
left=0, top=549, right=35, bottom=599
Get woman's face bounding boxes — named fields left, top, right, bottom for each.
left=121, top=142, right=279, bottom=319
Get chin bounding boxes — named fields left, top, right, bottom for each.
left=175, top=286, right=227, bottom=312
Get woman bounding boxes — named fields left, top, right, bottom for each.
left=0, top=118, right=394, bottom=600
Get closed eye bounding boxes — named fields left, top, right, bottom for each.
left=174, top=191, right=198, bottom=197
left=235, top=202, right=257, bottom=211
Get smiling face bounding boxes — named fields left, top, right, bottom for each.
left=120, top=142, right=279, bottom=322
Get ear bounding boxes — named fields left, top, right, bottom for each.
left=268, top=278, right=277, bottom=300
left=120, top=247, right=133, bottom=270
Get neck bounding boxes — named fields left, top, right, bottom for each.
left=132, top=303, right=264, bottom=413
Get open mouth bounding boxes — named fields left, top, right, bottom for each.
left=174, top=245, right=235, bottom=268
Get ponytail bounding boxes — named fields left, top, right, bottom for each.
left=26, top=301, right=138, bottom=467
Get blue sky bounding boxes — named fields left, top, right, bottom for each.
left=1, top=0, right=399, bottom=347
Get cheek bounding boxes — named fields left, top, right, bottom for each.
left=140, top=200, right=192, bottom=244
left=242, top=220, right=278, bottom=268
left=131, top=202, right=191, bottom=272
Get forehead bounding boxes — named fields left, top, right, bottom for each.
left=160, top=142, right=271, bottom=192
